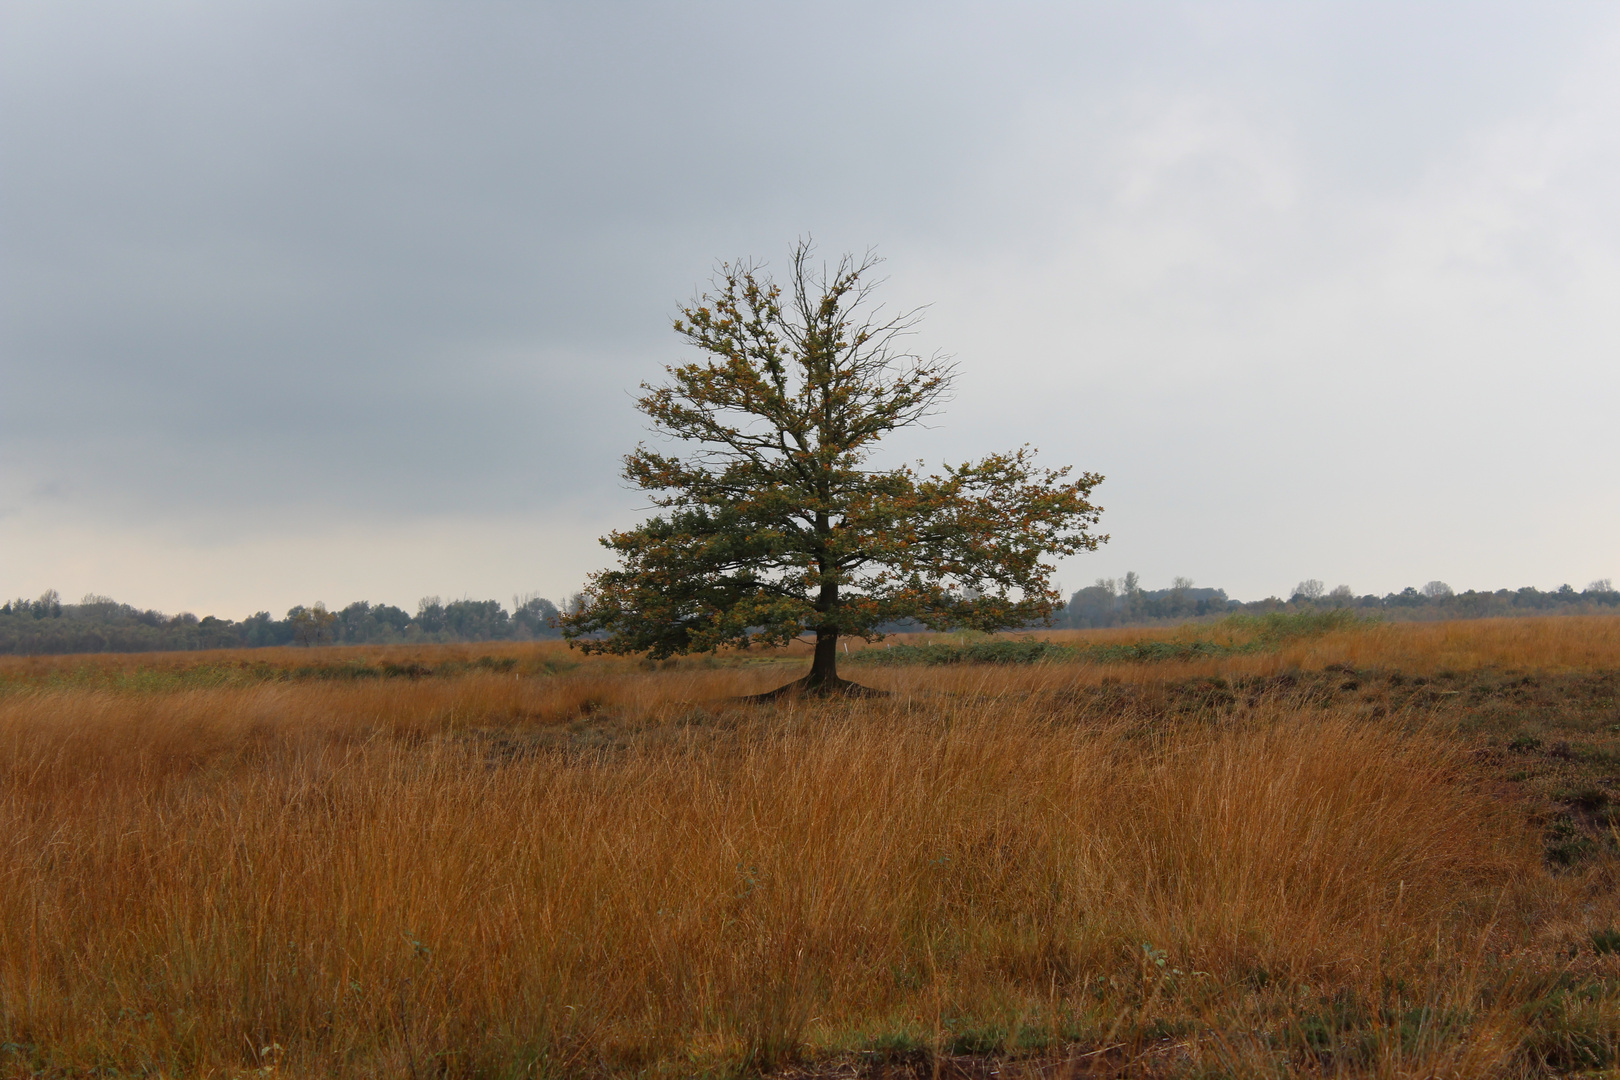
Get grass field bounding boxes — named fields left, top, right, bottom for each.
left=4, top=616, right=1620, bottom=1078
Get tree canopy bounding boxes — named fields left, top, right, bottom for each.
left=559, top=242, right=1107, bottom=693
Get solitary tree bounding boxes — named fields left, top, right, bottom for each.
left=560, top=242, right=1107, bottom=694
left=288, top=602, right=337, bottom=646
left=1292, top=579, right=1326, bottom=603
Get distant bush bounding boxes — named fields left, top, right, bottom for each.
left=851, top=609, right=1372, bottom=668
left=1222, top=609, right=1371, bottom=642
left=854, top=638, right=1075, bottom=666
left=1075, top=639, right=1234, bottom=663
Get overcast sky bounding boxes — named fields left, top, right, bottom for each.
left=3, top=2, right=1618, bottom=618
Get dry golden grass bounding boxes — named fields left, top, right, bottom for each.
left=1025, top=615, right=1620, bottom=682
left=3, top=618, right=1620, bottom=1078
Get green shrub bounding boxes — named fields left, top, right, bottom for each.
left=1222, top=608, right=1371, bottom=642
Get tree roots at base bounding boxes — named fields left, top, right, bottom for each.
left=737, top=674, right=889, bottom=702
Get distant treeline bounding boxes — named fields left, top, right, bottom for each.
left=1059, top=573, right=1620, bottom=629
left=3, top=574, right=1618, bottom=655
left=0, top=592, right=569, bottom=656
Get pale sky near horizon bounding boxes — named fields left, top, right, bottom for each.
left=4, top=2, right=1618, bottom=619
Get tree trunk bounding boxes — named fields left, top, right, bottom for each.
left=804, top=626, right=841, bottom=688
left=739, top=563, right=886, bottom=700
left=742, top=625, right=887, bottom=700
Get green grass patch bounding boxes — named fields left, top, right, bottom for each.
left=1221, top=607, right=1371, bottom=642
left=850, top=611, right=1374, bottom=668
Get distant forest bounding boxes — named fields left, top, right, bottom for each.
left=1, top=576, right=1617, bottom=655
left=1057, top=574, right=1620, bottom=628
left=0, top=593, right=569, bottom=656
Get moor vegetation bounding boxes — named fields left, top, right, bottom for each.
left=5, top=615, right=1620, bottom=1077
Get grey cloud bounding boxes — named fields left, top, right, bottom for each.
left=4, top=3, right=1047, bottom=518
left=2, top=1, right=1617, bottom=607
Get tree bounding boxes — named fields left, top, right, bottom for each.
left=288, top=602, right=336, bottom=646
left=512, top=595, right=564, bottom=639
left=1292, top=579, right=1326, bottom=603
left=560, top=242, right=1106, bottom=694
